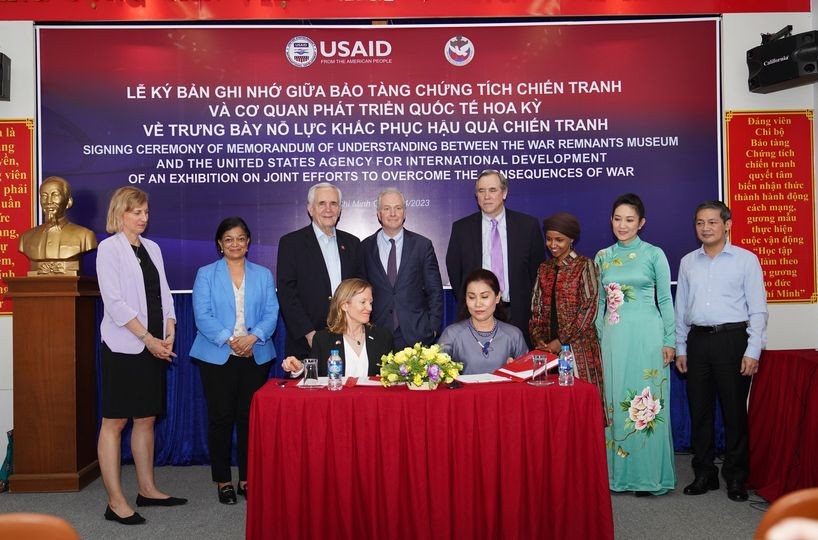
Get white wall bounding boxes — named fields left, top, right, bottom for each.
left=722, top=12, right=818, bottom=350
left=1, top=10, right=816, bottom=463
left=0, top=20, right=36, bottom=466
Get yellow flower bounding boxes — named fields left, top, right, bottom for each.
left=602, top=262, right=610, bottom=270
left=379, top=344, right=463, bottom=387
left=628, top=252, right=637, bottom=259
left=612, top=258, right=623, bottom=266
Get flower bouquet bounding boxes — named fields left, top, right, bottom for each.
left=380, top=343, right=463, bottom=390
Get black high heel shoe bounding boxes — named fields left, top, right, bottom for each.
left=104, top=505, right=146, bottom=525
left=237, top=483, right=247, bottom=500
left=218, top=484, right=237, bottom=505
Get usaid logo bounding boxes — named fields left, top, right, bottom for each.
left=286, top=36, right=393, bottom=66
left=445, top=35, right=474, bottom=67
left=320, top=40, right=392, bottom=58
left=285, top=36, right=318, bottom=68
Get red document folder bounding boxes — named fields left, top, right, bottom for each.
left=494, top=350, right=559, bottom=381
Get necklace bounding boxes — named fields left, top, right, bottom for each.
left=345, top=327, right=364, bottom=346
left=131, top=244, right=142, bottom=264
left=468, top=319, right=498, bottom=357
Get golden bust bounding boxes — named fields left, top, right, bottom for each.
left=18, top=176, right=98, bottom=276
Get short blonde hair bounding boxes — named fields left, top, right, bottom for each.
left=105, top=187, right=148, bottom=234
left=326, top=278, right=372, bottom=334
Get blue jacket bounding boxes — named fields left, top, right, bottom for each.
left=189, top=258, right=279, bottom=365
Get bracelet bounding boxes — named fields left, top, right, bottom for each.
left=137, top=331, right=150, bottom=341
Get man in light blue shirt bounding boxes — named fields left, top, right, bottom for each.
left=675, top=200, right=768, bottom=503
left=361, top=188, right=443, bottom=350
left=446, top=169, right=544, bottom=346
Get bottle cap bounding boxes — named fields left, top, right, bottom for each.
left=330, top=349, right=340, bottom=355
left=561, top=344, right=570, bottom=350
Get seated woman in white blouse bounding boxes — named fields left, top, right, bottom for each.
left=282, top=278, right=393, bottom=377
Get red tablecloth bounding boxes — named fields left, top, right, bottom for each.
left=748, top=349, right=818, bottom=502
left=246, top=378, right=613, bottom=540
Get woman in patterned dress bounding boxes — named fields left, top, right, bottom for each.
left=529, top=212, right=605, bottom=419
left=595, top=193, right=676, bottom=496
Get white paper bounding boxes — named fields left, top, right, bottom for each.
left=356, top=377, right=386, bottom=387
left=297, top=376, right=349, bottom=388
left=456, top=373, right=512, bottom=384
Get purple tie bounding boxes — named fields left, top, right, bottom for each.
left=490, top=219, right=505, bottom=293
left=387, top=238, right=399, bottom=328
left=387, top=238, right=397, bottom=286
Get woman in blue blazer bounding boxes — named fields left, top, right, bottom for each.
left=189, top=217, right=279, bottom=505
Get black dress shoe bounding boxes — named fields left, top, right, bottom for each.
left=683, top=475, right=719, bottom=495
left=218, top=484, right=237, bottom=505
left=727, top=481, right=749, bottom=502
left=237, top=484, right=247, bottom=499
left=136, top=494, right=188, bottom=507
left=104, top=505, right=146, bottom=525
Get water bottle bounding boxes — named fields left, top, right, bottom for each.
left=327, top=349, right=344, bottom=391
left=558, top=345, right=575, bottom=387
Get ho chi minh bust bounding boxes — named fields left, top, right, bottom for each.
left=18, top=176, right=98, bottom=276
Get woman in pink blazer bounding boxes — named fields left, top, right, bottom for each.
left=96, top=187, right=186, bottom=525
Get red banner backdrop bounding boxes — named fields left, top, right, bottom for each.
left=0, top=0, right=808, bottom=21
left=726, top=110, right=817, bottom=304
left=0, top=120, right=35, bottom=315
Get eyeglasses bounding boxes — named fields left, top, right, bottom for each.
left=221, top=236, right=248, bottom=245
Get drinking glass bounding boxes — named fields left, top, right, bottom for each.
left=528, top=354, right=552, bottom=386
left=302, top=358, right=319, bottom=388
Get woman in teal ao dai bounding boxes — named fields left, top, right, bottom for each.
left=595, top=193, right=676, bottom=496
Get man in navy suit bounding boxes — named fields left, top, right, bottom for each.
left=361, top=188, right=443, bottom=350
left=276, top=183, right=361, bottom=358
left=446, top=169, right=545, bottom=347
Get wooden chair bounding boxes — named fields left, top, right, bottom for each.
left=755, top=488, right=818, bottom=540
left=0, top=513, right=80, bottom=540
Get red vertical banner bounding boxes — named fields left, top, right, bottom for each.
left=0, top=119, right=35, bottom=315
left=725, top=110, right=817, bottom=304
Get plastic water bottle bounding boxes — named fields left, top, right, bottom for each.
left=327, top=349, right=343, bottom=391
left=558, top=345, right=575, bottom=387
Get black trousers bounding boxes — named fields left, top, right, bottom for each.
left=197, top=355, right=270, bottom=483
left=685, top=328, right=752, bottom=484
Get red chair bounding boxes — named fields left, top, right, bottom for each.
left=0, top=513, right=80, bottom=540
left=755, top=488, right=818, bottom=540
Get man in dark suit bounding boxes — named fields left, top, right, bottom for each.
left=276, top=183, right=361, bottom=358
left=446, top=169, right=545, bottom=346
left=361, top=188, right=443, bottom=350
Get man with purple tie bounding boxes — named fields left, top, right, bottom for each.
left=446, top=169, right=545, bottom=347
left=361, top=188, right=443, bottom=350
